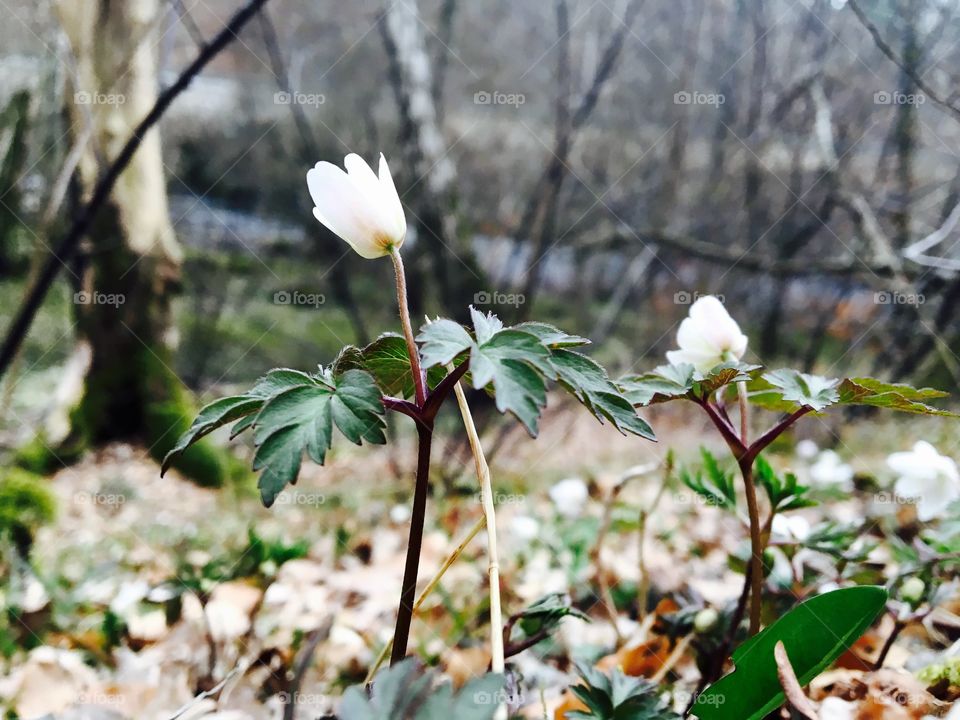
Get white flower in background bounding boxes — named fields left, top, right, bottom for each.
left=819, top=697, right=856, bottom=720
left=549, top=477, right=589, bottom=518
left=795, top=439, right=819, bottom=461
left=771, top=514, right=811, bottom=542
left=389, top=504, right=411, bottom=524
left=809, top=450, right=854, bottom=488
left=306, top=153, right=406, bottom=259
left=666, top=295, right=748, bottom=373
left=887, top=441, right=960, bottom=521
left=510, top=514, right=540, bottom=543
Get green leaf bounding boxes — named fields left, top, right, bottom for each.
left=836, top=377, right=957, bottom=416
left=762, top=369, right=840, bottom=411
left=549, top=349, right=655, bottom=440
left=161, top=368, right=314, bottom=475
left=417, top=319, right=473, bottom=367
left=619, top=363, right=695, bottom=405
left=692, top=586, right=888, bottom=720
left=511, top=593, right=589, bottom=645
left=252, top=368, right=386, bottom=506
left=333, top=334, right=445, bottom=399
left=681, top=448, right=737, bottom=511
left=567, top=662, right=679, bottom=719
left=340, top=659, right=505, bottom=720
left=418, top=309, right=652, bottom=439
left=696, top=362, right=763, bottom=396
left=755, top=455, right=813, bottom=513
left=514, top=322, right=590, bottom=348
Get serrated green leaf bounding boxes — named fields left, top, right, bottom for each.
left=568, top=662, right=679, bottom=719
left=333, top=334, right=445, bottom=399
left=837, top=377, right=957, bottom=416
left=161, top=368, right=315, bottom=475
left=549, top=349, right=655, bottom=439
left=340, top=659, right=504, bottom=720
left=619, top=363, right=696, bottom=405
left=763, top=369, right=840, bottom=411
left=693, top=586, right=887, bottom=720
left=514, top=321, right=590, bottom=347
left=417, top=319, right=473, bottom=367
left=696, top=362, right=763, bottom=396
left=251, top=369, right=385, bottom=506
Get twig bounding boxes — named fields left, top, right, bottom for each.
left=365, top=515, right=485, bottom=684
left=774, top=641, right=819, bottom=719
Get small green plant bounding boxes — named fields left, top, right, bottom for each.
left=164, top=152, right=655, bottom=694
left=339, top=658, right=505, bottom=720
left=566, top=662, right=680, bottom=719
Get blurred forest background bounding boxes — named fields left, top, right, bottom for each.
left=2, top=0, right=960, bottom=469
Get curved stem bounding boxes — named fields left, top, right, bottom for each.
left=390, top=423, right=433, bottom=664
left=390, top=248, right=426, bottom=406
left=739, top=457, right=764, bottom=636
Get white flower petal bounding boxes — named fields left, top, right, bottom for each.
left=378, top=153, right=407, bottom=242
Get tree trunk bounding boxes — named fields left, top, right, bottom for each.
left=38, top=0, right=229, bottom=484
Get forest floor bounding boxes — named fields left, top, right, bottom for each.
left=0, top=401, right=958, bottom=719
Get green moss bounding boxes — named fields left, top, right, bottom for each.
left=917, top=657, right=960, bottom=687
left=0, top=468, right=57, bottom=552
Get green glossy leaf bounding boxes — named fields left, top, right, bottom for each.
left=252, top=368, right=386, bottom=506
left=692, top=586, right=888, bottom=720
left=837, top=377, right=957, bottom=416
left=762, top=369, right=840, bottom=411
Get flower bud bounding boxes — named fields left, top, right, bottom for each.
left=694, top=607, right=720, bottom=634
left=900, top=576, right=925, bottom=605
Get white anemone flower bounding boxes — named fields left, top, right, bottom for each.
left=306, top=153, right=406, bottom=259
left=771, top=514, right=811, bottom=542
left=666, top=296, right=748, bottom=373
left=548, top=477, right=589, bottom=518
left=887, top=441, right=959, bottom=522
left=809, top=450, right=854, bottom=488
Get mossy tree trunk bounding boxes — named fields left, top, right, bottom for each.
left=40, top=0, right=229, bottom=485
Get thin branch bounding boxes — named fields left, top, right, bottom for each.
left=847, top=0, right=960, bottom=122
left=0, top=0, right=274, bottom=381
